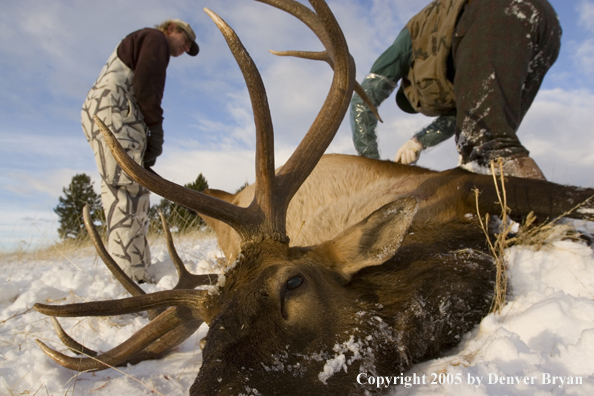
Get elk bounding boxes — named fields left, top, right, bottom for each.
left=33, top=0, right=594, bottom=395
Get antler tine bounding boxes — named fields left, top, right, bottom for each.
left=34, top=289, right=208, bottom=318
left=270, top=49, right=331, bottom=63
left=271, top=0, right=355, bottom=211
left=158, top=210, right=219, bottom=289
left=83, top=205, right=145, bottom=298
left=204, top=8, right=282, bottom=240
left=49, top=317, right=98, bottom=357
left=271, top=51, right=382, bottom=123
left=36, top=306, right=202, bottom=372
left=95, top=116, right=261, bottom=242
left=354, top=83, right=383, bottom=122
left=83, top=205, right=167, bottom=320
left=257, top=0, right=333, bottom=57
left=259, top=0, right=382, bottom=122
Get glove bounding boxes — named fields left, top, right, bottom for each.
left=394, top=138, right=423, bottom=165
left=144, top=124, right=164, bottom=167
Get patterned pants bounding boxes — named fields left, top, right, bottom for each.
left=82, top=88, right=151, bottom=281
left=452, top=0, right=561, bottom=167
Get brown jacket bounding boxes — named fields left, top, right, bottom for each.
left=403, top=0, right=467, bottom=116
left=117, top=28, right=170, bottom=128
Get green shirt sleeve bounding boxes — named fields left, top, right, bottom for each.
left=413, top=115, right=456, bottom=149
left=369, top=28, right=412, bottom=80
left=350, top=28, right=412, bottom=158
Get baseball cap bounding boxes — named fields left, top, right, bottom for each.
left=171, top=19, right=199, bottom=56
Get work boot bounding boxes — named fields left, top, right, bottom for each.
left=501, top=156, right=546, bottom=180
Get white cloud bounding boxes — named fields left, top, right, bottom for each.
left=0, top=133, right=90, bottom=160
left=517, top=88, right=594, bottom=186
left=578, top=1, right=594, bottom=31
left=4, top=168, right=97, bottom=198
left=153, top=146, right=255, bottom=194
left=574, top=39, right=594, bottom=75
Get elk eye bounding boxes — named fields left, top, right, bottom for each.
left=286, top=275, right=303, bottom=291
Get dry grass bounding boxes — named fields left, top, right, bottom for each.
left=476, top=159, right=592, bottom=314
left=509, top=208, right=582, bottom=251
left=0, top=215, right=214, bottom=266
left=475, top=159, right=511, bottom=314
left=0, top=238, right=94, bottom=267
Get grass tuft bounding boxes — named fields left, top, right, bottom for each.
left=476, top=159, right=593, bottom=314
left=475, top=159, right=510, bottom=314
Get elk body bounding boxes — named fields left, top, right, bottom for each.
left=196, top=154, right=594, bottom=395
left=33, top=1, right=594, bottom=395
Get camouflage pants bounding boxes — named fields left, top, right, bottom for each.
left=452, top=0, right=561, bottom=167
left=82, top=88, right=151, bottom=281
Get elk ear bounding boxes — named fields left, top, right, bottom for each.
left=317, top=197, right=418, bottom=280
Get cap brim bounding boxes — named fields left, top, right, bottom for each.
left=187, top=41, right=199, bottom=57
left=395, top=86, right=417, bottom=114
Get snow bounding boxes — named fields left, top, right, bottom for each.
left=1, top=227, right=594, bottom=395
left=0, top=236, right=222, bottom=396
left=318, top=336, right=365, bottom=384
left=389, top=237, right=594, bottom=396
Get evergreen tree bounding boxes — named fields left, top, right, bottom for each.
left=54, top=173, right=104, bottom=240
left=150, top=173, right=209, bottom=232
left=186, top=173, right=209, bottom=193
left=235, top=181, right=250, bottom=194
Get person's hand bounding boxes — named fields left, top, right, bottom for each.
left=144, top=125, right=164, bottom=167
left=394, top=138, right=423, bottom=164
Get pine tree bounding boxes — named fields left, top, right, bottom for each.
left=186, top=173, right=209, bottom=193
left=150, top=173, right=209, bottom=232
left=54, top=173, right=104, bottom=240
left=235, top=181, right=250, bottom=194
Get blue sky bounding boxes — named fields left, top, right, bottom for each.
left=1, top=0, right=593, bottom=252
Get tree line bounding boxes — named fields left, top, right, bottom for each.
left=54, top=173, right=247, bottom=240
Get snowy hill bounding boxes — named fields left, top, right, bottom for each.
left=1, top=228, right=593, bottom=395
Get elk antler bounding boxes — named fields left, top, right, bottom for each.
left=33, top=205, right=216, bottom=371
left=36, top=0, right=357, bottom=374
left=35, top=294, right=207, bottom=371
left=95, top=0, right=355, bottom=248
left=158, top=210, right=219, bottom=290
left=257, top=0, right=383, bottom=122
left=83, top=205, right=216, bottom=308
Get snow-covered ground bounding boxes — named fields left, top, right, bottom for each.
left=1, top=226, right=593, bottom=395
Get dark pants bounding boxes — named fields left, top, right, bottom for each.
left=452, top=0, right=561, bottom=167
